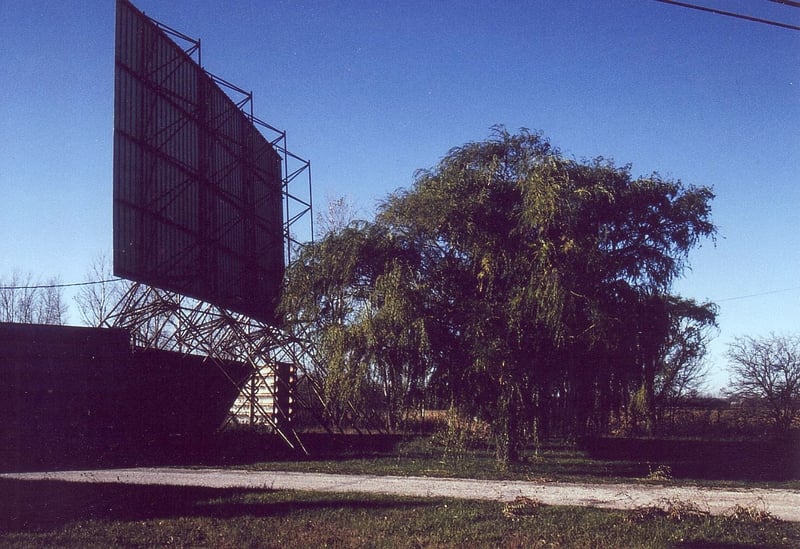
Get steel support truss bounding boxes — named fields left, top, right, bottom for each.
left=105, top=282, right=328, bottom=452
left=148, top=9, right=314, bottom=263
left=110, top=9, right=320, bottom=448
left=207, top=73, right=314, bottom=265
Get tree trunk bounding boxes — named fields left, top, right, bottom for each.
left=495, top=381, right=520, bottom=467
left=643, top=357, right=658, bottom=436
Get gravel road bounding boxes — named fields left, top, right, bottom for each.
left=3, top=468, right=799, bottom=522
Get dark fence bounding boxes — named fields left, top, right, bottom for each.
left=0, top=323, right=249, bottom=471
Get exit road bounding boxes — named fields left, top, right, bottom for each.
left=3, top=468, right=800, bottom=522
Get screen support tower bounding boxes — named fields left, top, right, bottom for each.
left=144, top=11, right=314, bottom=268
left=202, top=69, right=314, bottom=267
left=106, top=283, right=313, bottom=452
left=111, top=1, right=314, bottom=448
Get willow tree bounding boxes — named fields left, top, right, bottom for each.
left=653, top=297, right=718, bottom=428
left=281, top=221, right=432, bottom=431
left=378, top=127, right=716, bottom=462
left=282, top=128, right=715, bottom=462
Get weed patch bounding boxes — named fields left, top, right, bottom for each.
left=726, top=503, right=779, bottom=524
left=629, top=498, right=710, bottom=524
left=644, top=463, right=674, bottom=482
left=502, top=496, right=542, bottom=519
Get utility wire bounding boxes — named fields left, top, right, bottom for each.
left=0, top=279, right=121, bottom=291
left=768, top=0, right=800, bottom=9
left=653, top=0, right=800, bottom=31
left=716, top=286, right=800, bottom=303
left=4, top=277, right=797, bottom=305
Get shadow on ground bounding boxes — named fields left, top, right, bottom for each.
left=0, top=431, right=406, bottom=472
left=0, top=478, right=435, bottom=533
left=2, top=430, right=798, bottom=484
left=582, top=436, right=800, bottom=482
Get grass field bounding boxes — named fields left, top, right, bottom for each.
left=2, top=431, right=800, bottom=547
left=234, top=433, right=800, bottom=489
left=2, top=478, right=800, bottom=548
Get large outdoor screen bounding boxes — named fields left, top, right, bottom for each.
left=113, top=0, right=284, bottom=324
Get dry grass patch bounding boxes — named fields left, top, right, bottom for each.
left=502, top=496, right=543, bottom=519
left=628, top=498, right=710, bottom=523
left=726, top=503, right=779, bottom=524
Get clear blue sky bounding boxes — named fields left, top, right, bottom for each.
left=1, top=0, right=798, bottom=393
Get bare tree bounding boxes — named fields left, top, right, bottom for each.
left=1, top=272, right=33, bottom=322
left=0, top=273, right=21, bottom=322
left=315, top=194, right=359, bottom=237
left=727, top=333, right=800, bottom=433
left=0, top=272, right=67, bottom=325
left=36, top=279, right=68, bottom=324
left=74, top=253, right=128, bottom=327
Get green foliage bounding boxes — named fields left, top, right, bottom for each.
left=282, top=222, right=433, bottom=430
left=281, top=127, right=717, bottom=461
left=653, top=297, right=718, bottom=428
left=378, top=127, right=716, bottom=455
left=434, top=408, right=492, bottom=461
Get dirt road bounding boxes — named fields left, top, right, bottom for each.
left=3, top=468, right=799, bottom=522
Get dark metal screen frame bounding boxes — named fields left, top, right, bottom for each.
left=110, top=0, right=314, bottom=443
left=113, top=0, right=312, bottom=324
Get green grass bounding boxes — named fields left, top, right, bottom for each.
left=5, top=431, right=798, bottom=490
left=227, top=433, right=800, bottom=490
left=245, top=436, right=647, bottom=483
left=2, top=479, right=799, bottom=548
left=3, top=432, right=799, bottom=547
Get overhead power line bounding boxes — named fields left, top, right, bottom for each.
left=716, top=286, right=800, bottom=303
left=0, top=279, right=120, bottom=291
left=768, top=0, right=800, bottom=9
left=653, top=0, right=800, bottom=31
left=2, top=277, right=797, bottom=308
